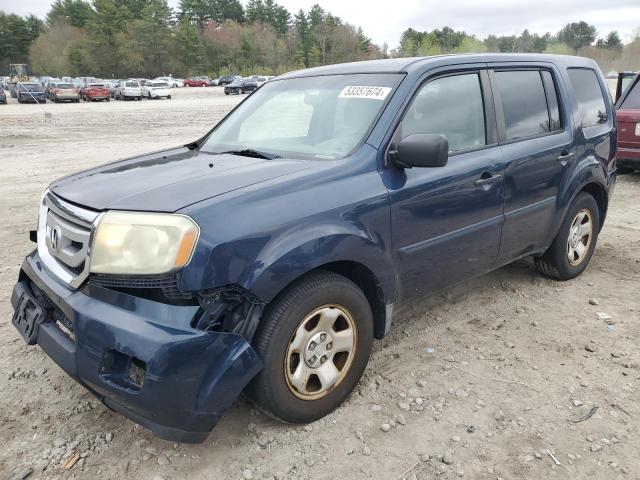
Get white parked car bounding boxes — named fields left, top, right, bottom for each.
left=255, top=76, right=274, bottom=87
left=154, top=76, right=183, bottom=88
left=116, top=80, right=142, bottom=100
left=143, top=81, right=172, bottom=99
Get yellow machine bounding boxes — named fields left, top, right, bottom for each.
left=8, top=64, right=29, bottom=97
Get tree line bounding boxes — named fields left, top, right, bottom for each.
left=0, top=0, right=383, bottom=78
left=1, top=3, right=638, bottom=79
left=395, top=22, right=639, bottom=73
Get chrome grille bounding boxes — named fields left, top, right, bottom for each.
left=37, top=191, right=100, bottom=288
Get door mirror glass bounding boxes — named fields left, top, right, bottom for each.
left=393, top=134, right=449, bottom=168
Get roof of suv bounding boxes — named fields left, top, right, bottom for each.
left=279, top=53, right=599, bottom=79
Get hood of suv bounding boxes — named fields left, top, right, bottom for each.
left=50, top=147, right=316, bottom=212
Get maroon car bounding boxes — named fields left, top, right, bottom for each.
left=615, top=73, right=640, bottom=173
left=183, top=76, right=211, bottom=87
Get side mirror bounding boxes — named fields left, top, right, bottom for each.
left=390, top=134, right=449, bottom=169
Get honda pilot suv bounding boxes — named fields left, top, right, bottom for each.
left=11, top=54, right=616, bottom=443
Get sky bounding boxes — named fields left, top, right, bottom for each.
left=2, top=0, right=639, bottom=48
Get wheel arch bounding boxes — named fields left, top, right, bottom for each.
left=579, top=181, right=608, bottom=229
left=306, top=260, right=389, bottom=340
left=250, top=255, right=395, bottom=341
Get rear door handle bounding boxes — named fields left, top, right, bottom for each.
left=474, top=173, right=503, bottom=187
left=557, top=151, right=575, bottom=166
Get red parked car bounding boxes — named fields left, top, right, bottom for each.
left=615, top=72, right=640, bottom=173
left=81, top=83, right=110, bottom=102
left=183, top=76, right=211, bottom=87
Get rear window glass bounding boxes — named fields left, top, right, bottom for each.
left=620, top=80, right=640, bottom=110
left=153, top=82, right=169, bottom=87
left=567, top=68, right=608, bottom=127
left=494, top=70, right=551, bottom=140
left=89, top=84, right=104, bottom=87
left=57, top=84, right=73, bottom=89
left=23, top=84, right=42, bottom=91
left=126, top=82, right=139, bottom=87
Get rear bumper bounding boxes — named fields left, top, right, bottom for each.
left=18, top=95, right=45, bottom=103
left=11, top=251, right=263, bottom=443
left=617, top=147, right=640, bottom=167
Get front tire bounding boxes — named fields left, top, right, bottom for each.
left=248, top=271, right=373, bottom=424
left=535, top=192, right=600, bottom=280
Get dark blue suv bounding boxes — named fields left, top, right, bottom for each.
left=11, top=54, right=616, bottom=443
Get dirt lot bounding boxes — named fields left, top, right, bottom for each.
left=1, top=86, right=639, bottom=480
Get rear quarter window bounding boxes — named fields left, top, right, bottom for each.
left=567, top=68, right=608, bottom=127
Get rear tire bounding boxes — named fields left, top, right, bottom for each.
left=535, top=192, right=600, bottom=280
left=247, top=271, right=373, bottom=424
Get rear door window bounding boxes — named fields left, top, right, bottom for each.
left=567, top=68, right=608, bottom=127
left=493, top=70, right=553, bottom=140
left=400, top=73, right=487, bottom=153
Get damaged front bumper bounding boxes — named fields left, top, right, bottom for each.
left=11, top=251, right=263, bottom=443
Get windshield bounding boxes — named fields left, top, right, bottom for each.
left=201, top=73, right=402, bottom=159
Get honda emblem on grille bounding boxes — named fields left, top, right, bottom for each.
left=49, top=225, right=62, bottom=253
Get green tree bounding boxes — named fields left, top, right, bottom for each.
left=0, top=12, right=44, bottom=69
left=293, top=9, right=311, bottom=67
left=46, top=0, right=93, bottom=28
left=179, top=0, right=243, bottom=28
left=557, top=21, right=597, bottom=51
left=172, top=20, right=206, bottom=74
left=602, top=31, right=622, bottom=51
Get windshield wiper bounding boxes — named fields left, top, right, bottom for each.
left=220, top=148, right=280, bottom=160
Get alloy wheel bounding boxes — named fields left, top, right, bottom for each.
left=567, top=208, right=593, bottom=266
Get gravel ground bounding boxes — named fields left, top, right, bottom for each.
left=1, top=86, right=639, bottom=480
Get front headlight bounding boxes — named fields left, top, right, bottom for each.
left=90, top=211, right=200, bottom=275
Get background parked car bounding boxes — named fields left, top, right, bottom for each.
left=142, top=80, right=172, bottom=99
left=255, top=76, right=273, bottom=87
left=0, top=88, right=6, bottom=104
left=15, top=82, right=46, bottom=103
left=183, top=76, right=211, bottom=87
left=45, top=79, right=62, bottom=99
left=115, top=80, right=142, bottom=100
left=154, top=76, right=183, bottom=88
left=82, top=83, right=110, bottom=102
left=50, top=83, right=79, bottom=103
left=105, top=80, right=120, bottom=98
left=615, top=72, right=640, bottom=174
left=217, top=74, right=239, bottom=86
left=224, top=77, right=258, bottom=95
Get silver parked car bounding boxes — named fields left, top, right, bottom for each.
left=115, top=80, right=143, bottom=101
